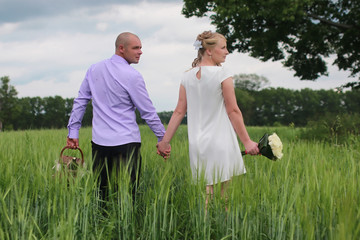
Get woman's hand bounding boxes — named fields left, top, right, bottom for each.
left=244, top=140, right=259, bottom=155
left=156, top=141, right=171, bottom=159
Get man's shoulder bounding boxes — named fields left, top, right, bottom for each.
left=88, top=57, right=109, bottom=70
left=123, top=63, right=141, bottom=74
left=90, top=57, right=138, bottom=72
left=119, top=63, right=143, bottom=81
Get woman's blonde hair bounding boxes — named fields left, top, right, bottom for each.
left=192, top=31, right=226, bottom=67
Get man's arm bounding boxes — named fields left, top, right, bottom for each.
left=128, top=73, right=166, bottom=141
left=66, top=71, right=92, bottom=147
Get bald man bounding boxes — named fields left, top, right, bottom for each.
left=67, top=32, right=165, bottom=202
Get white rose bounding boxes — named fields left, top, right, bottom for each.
left=268, top=133, right=283, bottom=159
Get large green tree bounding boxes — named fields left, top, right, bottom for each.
left=182, top=0, right=360, bottom=88
left=0, top=76, right=18, bottom=130
left=234, top=73, right=270, bottom=91
left=233, top=73, right=269, bottom=123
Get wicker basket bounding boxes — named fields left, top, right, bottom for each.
left=56, top=146, right=85, bottom=177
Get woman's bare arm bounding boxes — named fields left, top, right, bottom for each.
left=157, top=85, right=187, bottom=157
left=222, top=77, right=259, bottom=155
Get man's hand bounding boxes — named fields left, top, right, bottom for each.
left=67, top=137, right=79, bottom=149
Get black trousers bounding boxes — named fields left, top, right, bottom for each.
left=91, top=141, right=141, bottom=202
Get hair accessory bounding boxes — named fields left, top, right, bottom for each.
left=193, top=40, right=203, bottom=50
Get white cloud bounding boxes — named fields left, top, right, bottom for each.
left=1, top=0, right=357, bottom=112
left=96, top=22, right=108, bottom=31
left=16, top=70, right=85, bottom=98
left=0, top=22, right=19, bottom=34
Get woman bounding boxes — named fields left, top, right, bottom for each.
left=157, top=30, right=259, bottom=207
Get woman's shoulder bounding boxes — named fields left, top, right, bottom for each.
left=184, top=67, right=198, bottom=73
left=201, top=65, right=230, bottom=76
left=215, top=65, right=232, bottom=76
left=181, top=67, right=196, bottom=84
left=182, top=67, right=197, bottom=79
left=202, top=65, right=226, bottom=72
left=209, top=66, right=233, bottom=82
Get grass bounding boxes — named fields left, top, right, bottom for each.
left=0, top=125, right=359, bottom=239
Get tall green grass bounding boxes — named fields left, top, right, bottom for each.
left=0, top=126, right=359, bottom=239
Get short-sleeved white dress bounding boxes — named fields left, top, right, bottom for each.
left=181, top=66, right=246, bottom=185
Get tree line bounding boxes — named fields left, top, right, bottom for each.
left=233, top=73, right=360, bottom=126
left=237, top=87, right=359, bottom=126
left=0, top=75, right=359, bottom=131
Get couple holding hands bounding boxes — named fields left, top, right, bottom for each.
left=66, top=31, right=259, bottom=204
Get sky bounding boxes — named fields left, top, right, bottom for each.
left=0, top=0, right=357, bottom=112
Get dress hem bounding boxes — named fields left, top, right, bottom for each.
left=205, top=172, right=246, bottom=186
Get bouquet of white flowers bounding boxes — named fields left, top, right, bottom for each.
left=242, top=133, right=283, bottom=161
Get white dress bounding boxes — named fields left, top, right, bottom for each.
left=181, top=66, right=246, bottom=185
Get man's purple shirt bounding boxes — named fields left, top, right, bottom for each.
left=67, top=54, right=165, bottom=146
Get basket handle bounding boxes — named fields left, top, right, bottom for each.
left=60, top=146, right=84, bottom=164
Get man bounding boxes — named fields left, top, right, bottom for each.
left=67, top=32, right=166, bottom=201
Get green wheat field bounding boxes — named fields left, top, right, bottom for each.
left=0, top=126, right=359, bottom=239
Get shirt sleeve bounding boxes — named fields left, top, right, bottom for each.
left=127, top=72, right=166, bottom=141
left=180, top=72, right=186, bottom=87
left=219, top=66, right=233, bottom=83
left=67, top=69, right=92, bottom=139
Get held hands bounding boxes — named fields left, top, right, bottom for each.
left=156, top=140, right=171, bottom=160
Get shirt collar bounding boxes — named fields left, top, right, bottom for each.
left=111, top=54, right=129, bottom=65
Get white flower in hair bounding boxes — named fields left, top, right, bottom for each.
left=193, top=40, right=203, bottom=50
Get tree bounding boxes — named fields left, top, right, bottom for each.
left=82, top=101, right=93, bottom=127
left=0, top=76, right=18, bottom=131
left=342, top=88, right=360, bottom=114
left=43, top=96, right=67, bottom=129
left=15, top=97, right=36, bottom=129
left=233, top=74, right=269, bottom=124
left=251, top=88, right=296, bottom=126
left=233, top=73, right=270, bottom=91
left=182, top=0, right=360, bottom=88
left=234, top=88, right=255, bottom=124
left=31, top=97, right=45, bottom=128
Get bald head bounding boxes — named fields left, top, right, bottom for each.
left=115, top=32, right=143, bottom=64
left=115, top=32, right=139, bottom=51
